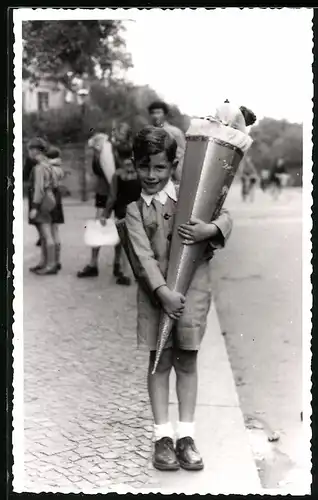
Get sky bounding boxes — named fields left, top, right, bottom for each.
left=122, top=9, right=312, bottom=124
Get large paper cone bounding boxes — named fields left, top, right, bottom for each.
left=152, top=115, right=251, bottom=374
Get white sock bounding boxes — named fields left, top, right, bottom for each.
left=153, top=422, right=174, bottom=441
left=176, top=421, right=195, bottom=440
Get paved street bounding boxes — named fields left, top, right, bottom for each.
left=23, top=202, right=155, bottom=492
left=21, top=184, right=308, bottom=493
left=212, top=185, right=308, bottom=489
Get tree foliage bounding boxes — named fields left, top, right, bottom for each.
left=248, top=118, right=302, bottom=182
left=23, top=80, right=190, bottom=146
left=22, top=20, right=132, bottom=85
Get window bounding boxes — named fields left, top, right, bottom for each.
left=37, top=92, right=49, bottom=112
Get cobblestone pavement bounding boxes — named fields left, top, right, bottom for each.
left=22, top=186, right=303, bottom=492
left=23, top=201, right=160, bottom=492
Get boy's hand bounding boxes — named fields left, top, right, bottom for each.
left=156, top=286, right=186, bottom=320
left=178, top=217, right=219, bottom=244
left=29, top=209, right=37, bottom=220
left=99, top=210, right=107, bottom=226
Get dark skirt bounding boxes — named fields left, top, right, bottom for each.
left=27, top=188, right=64, bottom=225
left=51, top=188, right=65, bottom=224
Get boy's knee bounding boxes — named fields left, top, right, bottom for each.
left=173, top=349, right=198, bottom=374
left=149, top=349, right=173, bottom=374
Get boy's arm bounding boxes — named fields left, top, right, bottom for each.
left=123, top=202, right=166, bottom=292
left=31, top=165, right=45, bottom=209
left=209, top=208, right=233, bottom=249
left=104, top=173, right=118, bottom=218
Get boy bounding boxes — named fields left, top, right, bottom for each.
left=122, top=126, right=232, bottom=471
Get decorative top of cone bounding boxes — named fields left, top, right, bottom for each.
left=186, top=102, right=253, bottom=154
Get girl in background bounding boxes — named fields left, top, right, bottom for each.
left=46, top=146, right=65, bottom=271
left=24, top=146, right=42, bottom=247
left=28, top=138, right=59, bottom=275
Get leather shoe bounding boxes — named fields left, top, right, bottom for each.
left=175, top=437, right=204, bottom=470
left=153, top=437, right=180, bottom=471
left=77, top=265, right=98, bottom=278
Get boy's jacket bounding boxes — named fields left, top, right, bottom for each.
left=117, top=194, right=232, bottom=306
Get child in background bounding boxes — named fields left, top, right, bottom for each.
left=102, top=123, right=141, bottom=285
left=28, top=138, right=59, bottom=275
left=24, top=150, right=42, bottom=247
left=103, top=155, right=141, bottom=285
left=77, top=132, right=115, bottom=278
left=122, top=127, right=232, bottom=471
left=46, top=146, right=65, bottom=271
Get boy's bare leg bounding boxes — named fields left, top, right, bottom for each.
left=116, top=247, right=131, bottom=286
left=35, top=223, right=58, bottom=275
left=51, top=223, right=61, bottom=270
left=173, top=349, right=198, bottom=422
left=148, top=348, right=179, bottom=471
left=90, top=247, right=100, bottom=268
left=173, top=349, right=203, bottom=470
left=77, top=247, right=100, bottom=278
left=148, top=349, right=173, bottom=424
left=35, top=224, right=42, bottom=246
left=113, top=243, right=122, bottom=276
left=29, top=225, right=47, bottom=272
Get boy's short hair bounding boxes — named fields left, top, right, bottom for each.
left=148, top=100, right=170, bottom=116
left=27, top=137, right=49, bottom=153
left=133, top=126, right=178, bottom=164
left=47, top=146, right=61, bottom=159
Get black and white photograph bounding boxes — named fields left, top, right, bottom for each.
left=12, top=7, right=312, bottom=495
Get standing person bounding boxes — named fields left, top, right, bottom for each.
left=46, top=146, right=65, bottom=271
left=269, top=158, right=287, bottom=200
left=121, top=126, right=232, bottom=471
left=102, top=123, right=141, bottom=284
left=102, top=153, right=141, bottom=285
left=240, top=157, right=258, bottom=202
left=148, top=100, right=186, bottom=182
left=77, top=132, right=116, bottom=278
left=260, top=168, right=270, bottom=192
left=28, top=138, right=59, bottom=275
left=24, top=148, right=42, bottom=247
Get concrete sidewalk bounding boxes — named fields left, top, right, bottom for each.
left=145, top=301, right=262, bottom=495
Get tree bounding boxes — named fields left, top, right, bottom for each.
left=22, top=20, right=132, bottom=86
left=247, top=117, right=303, bottom=185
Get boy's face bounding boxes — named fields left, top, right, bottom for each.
left=149, top=108, right=166, bottom=127
left=135, top=152, right=176, bottom=195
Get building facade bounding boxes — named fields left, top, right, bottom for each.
left=22, top=78, right=72, bottom=113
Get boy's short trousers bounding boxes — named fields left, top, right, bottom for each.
left=136, top=260, right=213, bottom=351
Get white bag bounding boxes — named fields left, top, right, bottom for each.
left=84, top=219, right=120, bottom=247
